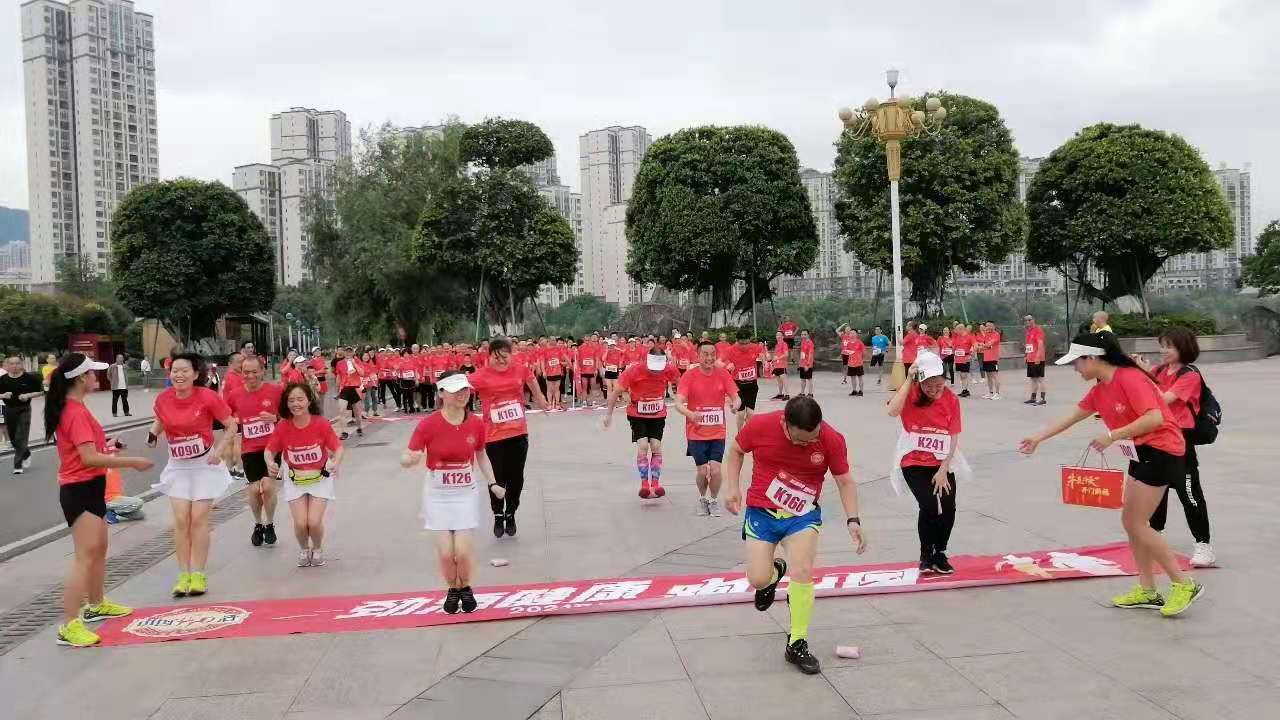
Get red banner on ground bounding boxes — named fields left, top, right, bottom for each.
left=94, top=542, right=1181, bottom=647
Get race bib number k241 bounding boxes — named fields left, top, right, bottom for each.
left=908, top=431, right=952, bottom=459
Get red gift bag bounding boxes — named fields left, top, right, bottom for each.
left=1060, top=449, right=1125, bottom=509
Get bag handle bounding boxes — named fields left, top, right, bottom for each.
left=1076, top=445, right=1111, bottom=470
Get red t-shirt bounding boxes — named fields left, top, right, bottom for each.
left=154, top=387, right=233, bottom=458
left=772, top=341, right=789, bottom=369
left=980, top=332, right=1002, bottom=362
left=336, top=358, right=364, bottom=388
left=267, top=415, right=341, bottom=472
left=618, top=364, right=680, bottom=418
left=542, top=347, right=564, bottom=377
left=222, top=370, right=244, bottom=398
left=1078, top=367, right=1185, bottom=456
left=469, top=364, right=536, bottom=443
left=430, top=352, right=452, bottom=381
left=901, top=333, right=922, bottom=364
left=840, top=334, right=858, bottom=355
left=845, top=340, right=866, bottom=367
left=899, top=384, right=963, bottom=468
left=938, top=336, right=954, bottom=357
left=676, top=367, right=739, bottom=441
left=723, top=344, right=761, bottom=383
left=799, top=339, right=815, bottom=369
left=951, top=335, right=975, bottom=362
left=578, top=343, right=601, bottom=374
left=1153, top=365, right=1201, bottom=430
left=408, top=411, right=487, bottom=467
left=282, top=365, right=306, bottom=386
left=56, top=398, right=108, bottom=485
left=1024, top=326, right=1046, bottom=363
left=736, top=411, right=850, bottom=511
left=714, top=341, right=733, bottom=360
left=780, top=321, right=798, bottom=339
left=308, top=357, right=328, bottom=381
left=226, top=383, right=284, bottom=453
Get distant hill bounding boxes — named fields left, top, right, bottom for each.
left=0, top=207, right=30, bottom=245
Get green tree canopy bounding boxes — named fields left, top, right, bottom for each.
left=111, top=179, right=275, bottom=339
left=626, top=125, right=818, bottom=320
left=543, top=294, right=620, bottom=338
left=1243, top=220, right=1280, bottom=296
left=0, top=287, right=76, bottom=355
left=834, top=92, right=1024, bottom=314
left=1025, top=123, right=1233, bottom=304
left=460, top=117, right=554, bottom=170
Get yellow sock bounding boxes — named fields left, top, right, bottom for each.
left=788, top=581, right=814, bottom=643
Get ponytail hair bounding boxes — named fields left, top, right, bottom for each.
left=44, top=353, right=88, bottom=441
left=1075, top=331, right=1156, bottom=382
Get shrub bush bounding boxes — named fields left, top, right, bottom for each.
left=1077, top=313, right=1217, bottom=338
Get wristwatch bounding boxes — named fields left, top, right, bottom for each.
left=846, top=516, right=861, bottom=526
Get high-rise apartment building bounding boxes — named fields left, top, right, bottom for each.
left=520, top=156, right=560, bottom=188
left=1156, top=163, right=1253, bottom=290
left=535, top=182, right=584, bottom=309
left=777, top=168, right=877, bottom=300
left=21, top=0, right=159, bottom=285
left=234, top=107, right=350, bottom=286
left=0, top=242, right=33, bottom=272
left=579, top=126, right=651, bottom=308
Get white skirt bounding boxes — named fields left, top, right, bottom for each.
left=283, top=465, right=336, bottom=502
left=154, top=457, right=233, bottom=501
left=421, top=481, right=481, bottom=531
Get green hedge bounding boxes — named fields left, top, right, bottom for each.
left=1077, top=313, right=1217, bottom=338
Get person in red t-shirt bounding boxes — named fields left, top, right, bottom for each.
left=333, top=346, right=366, bottom=440
left=714, top=333, right=733, bottom=362
left=888, top=351, right=963, bottom=575
left=770, top=331, right=790, bottom=400
left=605, top=348, right=682, bottom=499
left=900, top=322, right=922, bottom=366
left=266, top=382, right=344, bottom=568
left=723, top=397, right=866, bottom=675
left=937, top=326, right=955, bottom=385
left=397, top=348, right=419, bottom=413
left=976, top=322, right=1003, bottom=399
left=1022, top=315, right=1048, bottom=405
left=1020, top=332, right=1204, bottom=617
left=837, top=325, right=858, bottom=385
left=226, top=355, right=284, bottom=547
left=675, top=341, right=741, bottom=516
left=282, top=352, right=307, bottom=387
left=778, top=316, right=799, bottom=351
left=542, top=338, right=565, bottom=411
left=46, top=353, right=154, bottom=647
left=844, top=329, right=866, bottom=396
left=577, top=335, right=602, bottom=406
left=796, top=330, right=816, bottom=398
left=600, top=339, right=625, bottom=398
left=951, top=324, right=976, bottom=397
left=308, top=349, right=329, bottom=396
left=469, top=337, right=550, bottom=538
left=148, top=353, right=238, bottom=598
left=723, top=330, right=763, bottom=429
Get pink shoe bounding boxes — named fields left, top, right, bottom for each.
left=638, top=481, right=652, bottom=499
left=651, top=482, right=666, bottom=498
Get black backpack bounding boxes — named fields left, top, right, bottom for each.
left=1174, top=365, right=1221, bottom=445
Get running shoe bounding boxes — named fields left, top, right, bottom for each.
left=782, top=394, right=792, bottom=400
left=696, top=497, right=711, bottom=516
left=982, top=393, right=993, bottom=400
left=251, top=523, right=265, bottom=547
left=311, top=550, right=326, bottom=567
left=459, top=586, right=478, bottom=613
left=340, top=432, right=349, bottom=440
left=959, top=389, right=971, bottom=398
left=856, top=391, right=863, bottom=397
left=81, top=599, right=133, bottom=623
left=356, top=428, right=364, bottom=437
left=171, top=572, right=191, bottom=598
left=297, top=550, right=312, bottom=567
left=931, top=552, right=955, bottom=575
left=1111, top=585, right=1164, bottom=609
left=754, top=558, right=787, bottom=611
left=443, top=588, right=462, bottom=615
left=992, top=393, right=1002, bottom=400
left=785, top=638, right=821, bottom=675
left=849, top=390, right=857, bottom=396
left=504, top=513, right=517, bottom=537
left=56, top=618, right=101, bottom=648
left=1160, top=580, right=1205, bottom=617
left=639, top=480, right=652, bottom=499
left=263, top=524, right=277, bottom=545
left=707, top=499, right=722, bottom=517
left=1190, top=543, right=1217, bottom=568
left=1024, top=398, right=1037, bottom=405
left=919, top=559, right=933, bottom=574
left=13, top=466, right=23, bottom=475
left=1036, top=398, right=1047, bottom=406
left=651, top=482, right=666, bottom=498
left=494, top=516, right=505, bottom=538
left=188, top=572, right=208, bottom=595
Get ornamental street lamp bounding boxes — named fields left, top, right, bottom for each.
left=839, top=69, right=945, bottom=386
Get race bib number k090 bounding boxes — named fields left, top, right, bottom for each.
left=286, top=445, right=323, bottom=467
left=908, top=432, right=952, bottom=459
left=766, top=472, right=816, bottom=516
left=241, top=420, right=273, bottom=440
left=168, top=435, right=207, bottom=460
left=636, top=399, right=663, bottom=415
left=695, top=407, right=724, bottom=426
left=490, top=401, right=525, bottom=424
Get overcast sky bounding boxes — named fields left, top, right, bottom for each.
left=2, top=0, right=1276, bottom=232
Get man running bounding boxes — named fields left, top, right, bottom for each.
left=334, top=347, right=365, bottom=439
left=845, top=330, right=866, bottom=396
left=770, top=331, right=790, bottom=400
left=714, top=333, right=732, bottom=362
left=676, top=340, right=741, bottom=516
left=797, top=330, right=815, bottom=398
left=778, top=316, right=799, bottom=353
left=308, top=347, right=329, bottom=407
left=870, top=327, right=890, bottom=386
left=578, top=333, right=602, bottom=406
left=723, top=396, right=867, bottom=675
left=225, top=356, right=283, bottom=547
left=952, top=324, right=975, bottom=397
left=1023, top=315, right=1047, bottom=405
left=605, top=347, right=681, bottom=499
left=978, top=322, right=1003, bottom=400
left=723, top=329, right=762, bottom=430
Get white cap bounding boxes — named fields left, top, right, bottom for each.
left=915, top=350, right=944, bottom=381
left=645, top=353, right=668, bottom=371
left=918, top=324, right=928, bottom=332
left=65, top=357, right=109, bottom=379
left=293, top=356, right=308, bottom=365
left=1055, top=342, right=1106, bottom=365
left=311, top=346, right=321, bottom=353
left=438, top=373, right=472, bottom=394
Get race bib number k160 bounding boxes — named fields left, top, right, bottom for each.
left=490, top=401, right=525, bottom=424
left=695, top=407, right=724, bottom=426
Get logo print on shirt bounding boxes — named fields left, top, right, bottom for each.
left=810, top=452, right=824, bottom=465
left=466, top=435, right=476, bottom=446
left=1114, top=403, right=1127, bottom=414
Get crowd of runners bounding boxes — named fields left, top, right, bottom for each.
left=40, top=314, right=1217, bottom=676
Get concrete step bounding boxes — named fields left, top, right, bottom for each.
left=1121, top=334, right=1252, bottom=353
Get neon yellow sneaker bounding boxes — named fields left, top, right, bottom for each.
left=172, top=572, right=191, bottom=598
left=56, top=618, right=101, bottom=647
left=82, top=598, right=133, bottom=623
left=188, top=571, right=207, bottom=596
left=1161, top=580, right=1205, bottom=617
left=1111, top=585, right=1164, bottom=609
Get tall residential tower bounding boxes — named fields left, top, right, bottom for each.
left=579, top=125, right=651, bottom=307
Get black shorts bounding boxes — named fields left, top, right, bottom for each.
left=241, top=450, right=268, bottom=483
left=339, top=387, right=362, bottom=406
left=981, top=361, right=999, bottom=373
left=846, top=366, right=865, bottom=377
left=60, top=475, right=107, bottom=527
left=213, top=419, right=225, bottom=431
left=628, top=415, right=666, bottom=442
left=1129, top=445, right=1186, bottom=488
left=604, top=370, right=619, bottom=380
left=840, top=354, right=849, bottom=366
left=955, top=362, right=972, bottom=373
left=1026, top=362, right=1045, bottom=379
left=784, top=337, right=796, bottom=349
left=798, top=367, right=813, bottom=380
left=736, top=381, right=759, bottom=410
left=870, top=354, right=885, bottom=367
left=772, top=367, right=786, bottom=377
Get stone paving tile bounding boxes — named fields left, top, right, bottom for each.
left=861, top=707, right=1015, bottom=720
left=661, top=601, right=784, bottom=640
left=692, top=671, right=855, bottom=720
left=284, top=707, right=402, bottom=720
left=824, top=658, right=995, bottom=715
left=532, top=693, right=563, bottom=720
left=562, top=679, right=709, bottom=720
left=570, top=617, right=689, bottom=688
left=149, top=691, right=296, bottom=720
left=394, top=677, right=557, bottom=719
left=800, top=624, right=937, bottom=668
left=453, top=655, right=583, bottom=686
left=900, top=619, right=1042, bottom=658
left=766, top=593, right=889, bottom=629
left=674, top=632, right=797, bottom=677
left=1135, top=681, right=1280, bottom=720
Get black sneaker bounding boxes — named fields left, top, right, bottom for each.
left=504, top=513, right=517, bottom=537
left=849, top=390, right=857, bottom=396
left=356, top=428, right=364, bottom=437
left=251, top=524, right=265, bottom=547
left=493, top=515, right=505, bottom=538
left=754, top=558, right=787, bottom=611
left=931, top=552, right=955, bottom=575
left=1024, top=398, right=1037, bottom=405
left=459, top=586, right=478, bottom=613
left=919, top=559, right=934, bottom=574
left=340, top=432, right=349, bottom=440
left=959, top=389, right=971, bottom=398
left=263, top=524, right=277, bottom=545
left=785, top=638, right=821, bottom=675
left=443, top=588, right=461, bottom=615
left=856, top=391, right=863, bottom=397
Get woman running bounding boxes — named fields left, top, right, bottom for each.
left=265, top=382, right=344, bottom=568
left=1020, top=332, right=1205, bottom=617
left=360, top=350, right=380, bottom=418
left=403, top=371, right=501, bottom=613
left=845, top=330, right=866, bottom=397
left=770, top=331, right=790, bottom=400
left=938, top=326, right=955, bottom=384
left=148, top=353, right=237, bottom=597
left=47, top=354, right=154, bottom=647
left=398, top=348, right=419, bottom=414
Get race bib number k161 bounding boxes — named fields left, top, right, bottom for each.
left=490, top=401, right=525, bottom=424
left=766, top=472, right=816, bottom=516
left=736, top=368, right=756, bottom=382
left=636, top=399, right=663, bottom=415
left=168, top=435, right=207, bottom=460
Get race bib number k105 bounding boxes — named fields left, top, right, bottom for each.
left=636, top=399, right=663, bottom=415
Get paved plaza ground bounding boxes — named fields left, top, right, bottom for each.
left=1, top=359, right=1279, bottom=719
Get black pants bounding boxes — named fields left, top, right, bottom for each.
left=379, top=380, right=397, bottom=407
left=1149, top=441, right=1210, bottom=542
left=111, top=389, right=130, bottom=415
left=902, top=465, right=957, bottom=557
left=942, top=357, right=955, bottom=384
left=400, top=381, right=417, bottom=412
left=487, top=434, right=529, bottom=516
left=419, top=383, right=435, bottom=411
left=5, top=407, right=31, bottom=469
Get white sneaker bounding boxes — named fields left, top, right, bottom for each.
left=297, top=550, right=311, bottom=567
left=992, top=393, right=1002, bottom=400
left=1190, top=543, right=1217, bottom=568
left=310, top=549, right=325, bottom=567
left=982, top=393, right=994, bottom=400
left=696, top=497, right=711, bottom=516
left=707, top=499, right=722, bottom=517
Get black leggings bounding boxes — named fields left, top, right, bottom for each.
left=902, top=465, right=957, bottom=558
left=379, top=380, right=398, bottom=407
left=487, top=434, right=529, bottom=517
left=419, top=383, right=436, bottom=411
left=1149, top=441, right=1210, bottom=542
left=942, top=357, right=955, bottom=384
left=400, top=381, right=417, bottom=412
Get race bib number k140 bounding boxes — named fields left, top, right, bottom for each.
left=286, top=445, right=323, bottom=467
